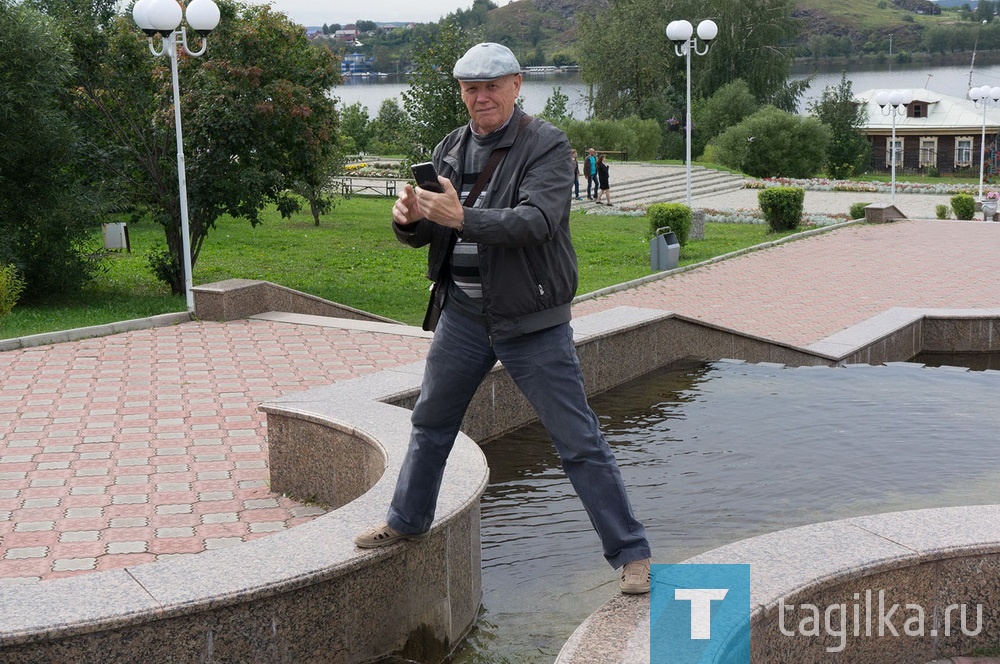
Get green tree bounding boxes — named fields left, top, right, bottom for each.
left=669, top=0, right=803, bottom=108
left=577, top=0, right=673, bottom=120
left=579, top=0, right=803, bottom=122
left=339, top=101, right=372, bottom=154
left=692, top=79, right=759, bottom=159
left=401, top=19, right=478, bottom=157
left=922, top=25, right=952, bottom=54
left=71, top=2, right=341, bottom=293
left=551, top=52, right=574, bottom=67
left=355, top=20, right=377, bottom=32
left=712, top=106, right=830, bottom=178
left=540, top=87, right=570, bottom=124
left=369, top=98, right=409, bottom=154
left=0, top=0, right=103, bottom=300
left=809, top=73, right=871, bottom=179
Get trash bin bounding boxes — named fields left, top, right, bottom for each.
left=650, top=226, right=680, bottom=272
left=102, top=222, right=131, bottom=252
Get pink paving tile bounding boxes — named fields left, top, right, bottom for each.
left=146, top=537, right=206, bottom=556
left=49, top=541, right=107, bottom=559
left=96, top=552, right=157, bottom=571
left=102, top=527, right=156, bottom=543
left=0, top=558, right=49, bottom=578
left=154, top=514, right=202, bottom=529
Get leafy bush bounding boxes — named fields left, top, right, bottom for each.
left=935, top=204, right=950, bottom=220
left=562, top=116, right=662, bottom=161
left=0, top=264, right=26, bottom=319
left=691, top=79, right=759, bottom=160
left=849, top=202, right=870, bottom=220
left=951, top=194, right=975, bottom=221
left=646, top=203, right=692, bottom=246
left=758, top=187, right=805, bottom=231
left=712, top=106, right=831, bottom=178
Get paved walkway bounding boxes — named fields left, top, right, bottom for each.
left=2, top=183, right=999, bottom=584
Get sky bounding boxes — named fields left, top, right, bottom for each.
left=255, top=0, right=516, bottom=28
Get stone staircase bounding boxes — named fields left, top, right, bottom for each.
left=577, top=164, right=746, bottom=209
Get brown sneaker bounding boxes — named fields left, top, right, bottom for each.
left=620, top=558, right=651, bottom=594
left=354, top=523, right=428, bottom=549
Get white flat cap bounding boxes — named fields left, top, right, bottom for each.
left=453, top=42, right=521, bottom=81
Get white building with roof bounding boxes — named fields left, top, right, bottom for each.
left=855, top=88, right=1000, bottom=176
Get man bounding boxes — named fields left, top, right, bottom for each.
left=354, top=42, right=651, bottom=595
left=585, top=147, right=598, bottom=200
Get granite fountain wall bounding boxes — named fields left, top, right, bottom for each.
left=3, top=276, right=1000, bottom=662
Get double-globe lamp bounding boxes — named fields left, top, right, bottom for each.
left=132, top=0, right=221, bottom=311
left=666, top=19, right=718, bottom=207
left=874, top=90, right=911, bottom=206
left=969, top=84, right=1000, bottom=202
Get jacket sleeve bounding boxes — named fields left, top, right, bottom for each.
left=460, top=122, right=572, bottom=248
left=392, top=218, right=434, bottom=248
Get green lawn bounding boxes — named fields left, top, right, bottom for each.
left=1, top=198, right=800, bottom=339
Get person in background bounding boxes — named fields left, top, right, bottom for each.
left=584, top=148, right=598, bottom=200
left=354, top=41, right=652, bottom=595
left=571, top=149, right=582, bottom=201
left=596, top=153, right=612, bottom=206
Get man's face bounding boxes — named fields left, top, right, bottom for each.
left=460, top=74, right=522, bottom=135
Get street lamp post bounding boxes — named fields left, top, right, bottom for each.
left=132, top=0, right=221, bottom=312
left=666, top=19, right=717, bottom=208
left=969, top=84, right=1000, bottom=201
left=874, top=90, right=911, bottom=206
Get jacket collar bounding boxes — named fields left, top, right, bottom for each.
left=443, top=107, right=527, bottom=174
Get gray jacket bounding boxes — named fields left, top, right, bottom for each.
left=394, top=107, right=577, bottom=340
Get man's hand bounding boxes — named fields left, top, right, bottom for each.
left=414, top=176, right=465, bottom=230
left=392, top=184, right=423, bottom=227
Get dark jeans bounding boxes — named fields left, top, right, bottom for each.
left=386, top=306, right=651, bottom=569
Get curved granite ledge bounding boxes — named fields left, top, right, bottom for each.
left=6, top=285, right=1000, bottom=661
left=557, top=504, right=1000, bottom=663
left=0, top=363, right=490, bottom=663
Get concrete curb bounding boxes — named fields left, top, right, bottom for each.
left=0, top=312, right=192, bottom=352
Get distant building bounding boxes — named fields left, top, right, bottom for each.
left=334, top=27, right=359, bottom=43
left=856, top=88, right=1000, bottom=176
left=340, top=52, right=374, bottom=77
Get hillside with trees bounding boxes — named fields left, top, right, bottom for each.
left=325, top=0, right=1000, bottom=69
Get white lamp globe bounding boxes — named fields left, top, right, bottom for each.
left=146, top=0, right=182, bottom=35
left=132, top=0, right=156, bottom=34
left=186, top=0, right=221, bottom=36
left=900, top=90, right=912, bottom=106
left=666, top=20, right=693, bottom=43
left=970, top=87, right=984, bottom=101
left=697, top=19, right=718, bottom=42
left=888, top=90, right=904, bottom=107
left=990, top=86, right=1000, bottom=101
left=875, top=91, right=890, bottom=108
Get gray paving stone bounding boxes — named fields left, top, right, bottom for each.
left=60, top=530, right=100, bottom=542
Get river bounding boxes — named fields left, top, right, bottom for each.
left=332, top=60, right=1000, bottom=119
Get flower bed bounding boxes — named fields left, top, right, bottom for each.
left=341, top=161, right=407, bottom=178
left=744, top=176, right=977, bottom=197
left=699, top=207, right=850, bottom=227
left=589, top=203, right=849, bottom=227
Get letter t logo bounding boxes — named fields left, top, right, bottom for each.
left=674, top=588, right=730, bottom=639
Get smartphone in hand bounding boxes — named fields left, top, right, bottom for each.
left=410, top=162, right=444, bottom=193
